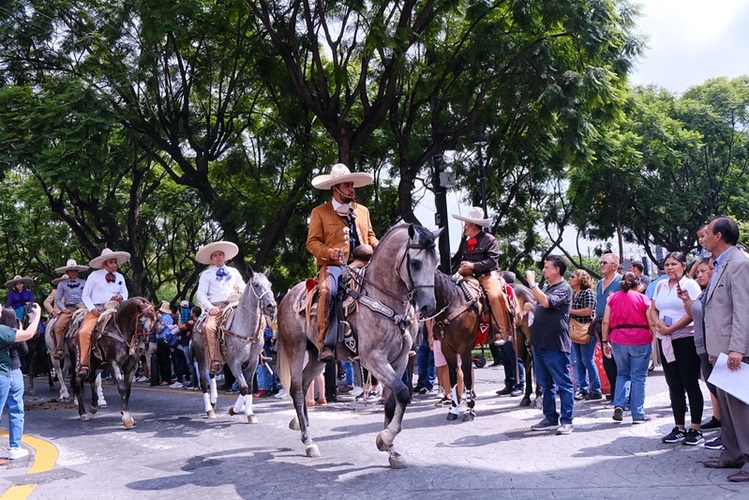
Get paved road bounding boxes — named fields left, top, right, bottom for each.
left=0, top=364, right=745, bottom=499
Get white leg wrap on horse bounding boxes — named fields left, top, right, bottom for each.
left=233, top=395, right=245, bottom=414
left=243, top=395, right=254, bottom=416
left=203, top=392, right=213, bottom=413
left=210, top=378, right=218, bottom=404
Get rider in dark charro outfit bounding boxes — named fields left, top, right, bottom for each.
left=452, top=206, right=512, bottom=345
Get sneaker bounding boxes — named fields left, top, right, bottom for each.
left=531, top=418, right=559, bottom=431
left=169, top=382, right=184, bottom=389
left=556, top=423, right=574, bottom=435
left=701, top=416, right=721, bottom=430
left=705, top=436, right=724, bottom=450
left=612, top=406, right=624, bottom=422
left=350, top=387, right=365, bottom=398
left=662, top=426, right=687, bottom=443
left=683, top=428, right=705, bottom=446
left=274, top=389, right=288, bottom=399
left=496, top=387, right=514, bottom=396
left=435, top=396, right=452, bottom=407
left=632, top=416, right=651, bottom=424
left=135, top=376, right=148, bottom=383
left=585, top=391, right=603, bottom=401
left=574, top=391, right=586, bottom=401
left=8, top=447, right=29, bottom=460
left=510, top=389, right=523, bottom=397
left=417, top=387, right=429, bottom=395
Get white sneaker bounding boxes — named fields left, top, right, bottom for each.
left=274, top=389, right=287, bottom=399
left=350, top=387, right=365, bottom=398
left=170, top=382, right=184, bottom=389
left=135, top=376, right=148, bottom=383
left=8, top=447, right=29, bottom=460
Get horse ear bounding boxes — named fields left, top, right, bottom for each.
left=432, top=227, right=444, bottom=239
left=263, top=267, right=271, bottom=276
left=247, top=266, right=255, bottom=278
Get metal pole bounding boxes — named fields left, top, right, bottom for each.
left=478, top=144, right=488, bottom=220
left=433, top=153, right=451, bottom=274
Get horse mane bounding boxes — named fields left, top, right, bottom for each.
left=373, top=223, right=433, bottom=257
left=435, top=270, right=466, bottom=310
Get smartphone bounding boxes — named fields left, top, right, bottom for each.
left=662, top=316, right=673, bottom=326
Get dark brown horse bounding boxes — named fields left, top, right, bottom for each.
left=21, top=307, right=55, bottom=397
left=509, top=283, right=541, bottom=408
left=66, top=298, right=156, bottom=427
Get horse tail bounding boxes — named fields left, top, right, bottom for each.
left=276, top=336, right=291, bottom=399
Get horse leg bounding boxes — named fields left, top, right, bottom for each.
left=89, top=372, right=100, bottom=414
left=96, top=372, right=107, bottom=409
left=113, top=361, right=136, bottom=428
left=444, top=350, right=461, bottom=421
left=461, top=349, right=476, bottom=422
left=227, top=360, right=258, bottom=424
left=72, top=370, right=88, bottom=421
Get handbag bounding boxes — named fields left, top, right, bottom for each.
left=569, top=319, right=591, bottom=344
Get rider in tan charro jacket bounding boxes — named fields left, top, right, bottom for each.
left=195, top=241, right=246, bottom=374
left=452, top=206, right=512, bottom=345
left=78, top=249, right=130, bottom=378
left=307, top=163, right=379, bottom=362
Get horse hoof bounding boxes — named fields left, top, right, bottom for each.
left=247, top=415, right=259, bottom=424
left=228, top=408, right=237, bottom=416
left=388, top=454, right=407, bottom=469
left=519, top=398, right=531, bottom=407
left=207, top=410, right=217, bottom=419
left=462, top=411, right=475, bottom=422
left=532, top=398, right=543, bottom=410
left=80, top=414, right=90, bottom=422
left=375, top=434, right=390, bottom=452
left=446, top=412, right=458, bottom=421
left=90, top=406, right=98, bottom=415
left=122, top=416, right=135, bottom=429
left=289, top=418, right=300, bottom=431
left=305, top=444, right=320, bottom=458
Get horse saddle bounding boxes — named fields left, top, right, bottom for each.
left=455, top=277, right=485, bottom=318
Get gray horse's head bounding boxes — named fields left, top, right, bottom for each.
left=247, top=269, right=277, bottom=320
left=397, top=224, right=441, bottom=317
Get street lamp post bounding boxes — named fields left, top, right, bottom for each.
left=432, top=153, right=451, bottom=274
left=473, top=132, right=489, bottom=225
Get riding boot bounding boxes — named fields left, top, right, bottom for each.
left=77, top=311, right=98, bottom=378
left=317, top=278, right=335, bottom=362
left=54, top=327, right=65, bottom=360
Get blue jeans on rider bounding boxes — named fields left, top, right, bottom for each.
left=415, top=341, right=435, bottom=391
left=611, top=342, right=651, bottom=420
left=0, top=369, right=25, bottom=450
left=499, top=342, right=524, bottom=390
left=570, top=334, right=601, bottom=395
left=534, top=347, right=575, bottom=425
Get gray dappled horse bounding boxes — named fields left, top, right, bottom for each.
left=191, top=270, right=276, bottom=423
left=66, top=297, right=156, bottom=428
left=276, top=224, right=440, bottom=469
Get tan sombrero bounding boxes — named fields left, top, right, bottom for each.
left=89, top=248, right=131, bottom=269
left=451, top=206, right=492, bottom=228
left=52, top=274, right=70, bottom=286
left=158, top=300, right=172, bottom=314
left=195, top=241, right=239, bottom=265
left=4, top=275, right=33, bottom=288
left=54, top=258, right=90, bottom=275
left=311, top=163, right=374, bottom=190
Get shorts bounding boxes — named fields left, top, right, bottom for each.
left=433, top=340, right=461, bottom=368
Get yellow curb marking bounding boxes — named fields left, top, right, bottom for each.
left=0, top=430, right=58, bottom=500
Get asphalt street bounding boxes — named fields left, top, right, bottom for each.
left=0, top=362, right=745, bottom=499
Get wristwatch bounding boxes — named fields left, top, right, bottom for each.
left=529, top=282, right=538, bottom=289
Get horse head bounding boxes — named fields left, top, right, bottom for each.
left=389, top=224, right=441, bottom=317
left=115, top=297, right=157, bottom=346
left=245, top=268, right=277, bottom=320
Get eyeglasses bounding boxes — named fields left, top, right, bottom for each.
left=600, top=261, right=615, bottom=266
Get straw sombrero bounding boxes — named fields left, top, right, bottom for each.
left=89, top=248, right=131, bottom=269
left=52, top=274, right=70, bottom=286
left=451, top=206, right=493, bottom=228
left=4, top=275, right=33, bottom=288
left=54, top=258, right=90, bottom=275
left=311, top=163, right=374, bottom=190
left=158, top=300, right=172, bottom=314
left=195, top=241, right=239, bottom=265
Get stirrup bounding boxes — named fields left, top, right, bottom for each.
left=53, top=350, right=64, bottom=360
left=209, top=361, right=222, bottom=375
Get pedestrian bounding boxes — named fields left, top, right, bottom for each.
left=592, top=253, right=621, bottom=401
left=701, top=217, right=749, bottom=482
left=526, top=255, right=575, bottom=435
left=569, top=269, right=601, bottom=401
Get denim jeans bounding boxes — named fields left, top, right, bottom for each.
left=499, top=342, right=525, bottom=390
left=533, top=347, right=575, bottom=424
left=0, top=369, right=25, bottom=449
left=415, top=341, right=435, bottom=390
left=342, top=361, right=355, bottom=386
left=570, top=334, right=601, bottom=394
left=611, top=342, right=652, bottom=420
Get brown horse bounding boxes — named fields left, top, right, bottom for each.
left=66, top=298, right=156, bottom=427
left=276, top=224, right=440, bottom=468
left=509, top=283, right=542, bottom=408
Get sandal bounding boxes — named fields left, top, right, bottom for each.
left=306, top=400, right=316, bottom=407
left=315, top=398, right=327, bottom=405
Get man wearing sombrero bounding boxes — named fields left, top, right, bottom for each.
left=5, top=275, right=35, bottom=322
left=452, top=207, right=513, bottom=347
left=52, top=259, right=89, bottom=360
left=196, top=240, right=246, bottom=374
left=77, top=249, right=130, bottom=378
left=44, top=274, right=68, bottom=317
left=307, top=163, right=379, bottom=362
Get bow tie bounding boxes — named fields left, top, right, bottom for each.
left=67, top=281, right=81, bottom=289
left=466, top=237, right=478, bottom=253
left=215, top=267, right=229, bottom=281
left=105, top=272, right=116, bottom=283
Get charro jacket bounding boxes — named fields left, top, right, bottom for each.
left=452, top=231, right=500, bottom=277
left=307, top=201, right=379, bottom=267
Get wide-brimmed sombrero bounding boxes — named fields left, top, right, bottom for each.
left=311, top=163, right=374, bottom=190
left=451, top=206, right=492, bottom=228
left=195, top=241, right=239, bottom=265
left=89, top=248, right=131, bottom=269
left=54, top=258, right=90, bottom=275
left=52, top=274, right=70, bottom=286
left=4, top=275, right=33, bottom=288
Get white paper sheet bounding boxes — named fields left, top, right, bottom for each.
left=708, top=352, right=749, bottom=405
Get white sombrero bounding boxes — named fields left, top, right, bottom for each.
left=195, top=241, right=239, bottom=265
left=52, top=274, right=70, bottom=286
left=89, top=248, right=131, bottom=269
left=4, top=275, right=33, bottom=288
left=158, top=300, right=172, bottom=314
left=451, top=206, right=493, bottom=227
left=311, top=163, right=374, bottom=190
left=54, top=258, right=90, bottom=275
